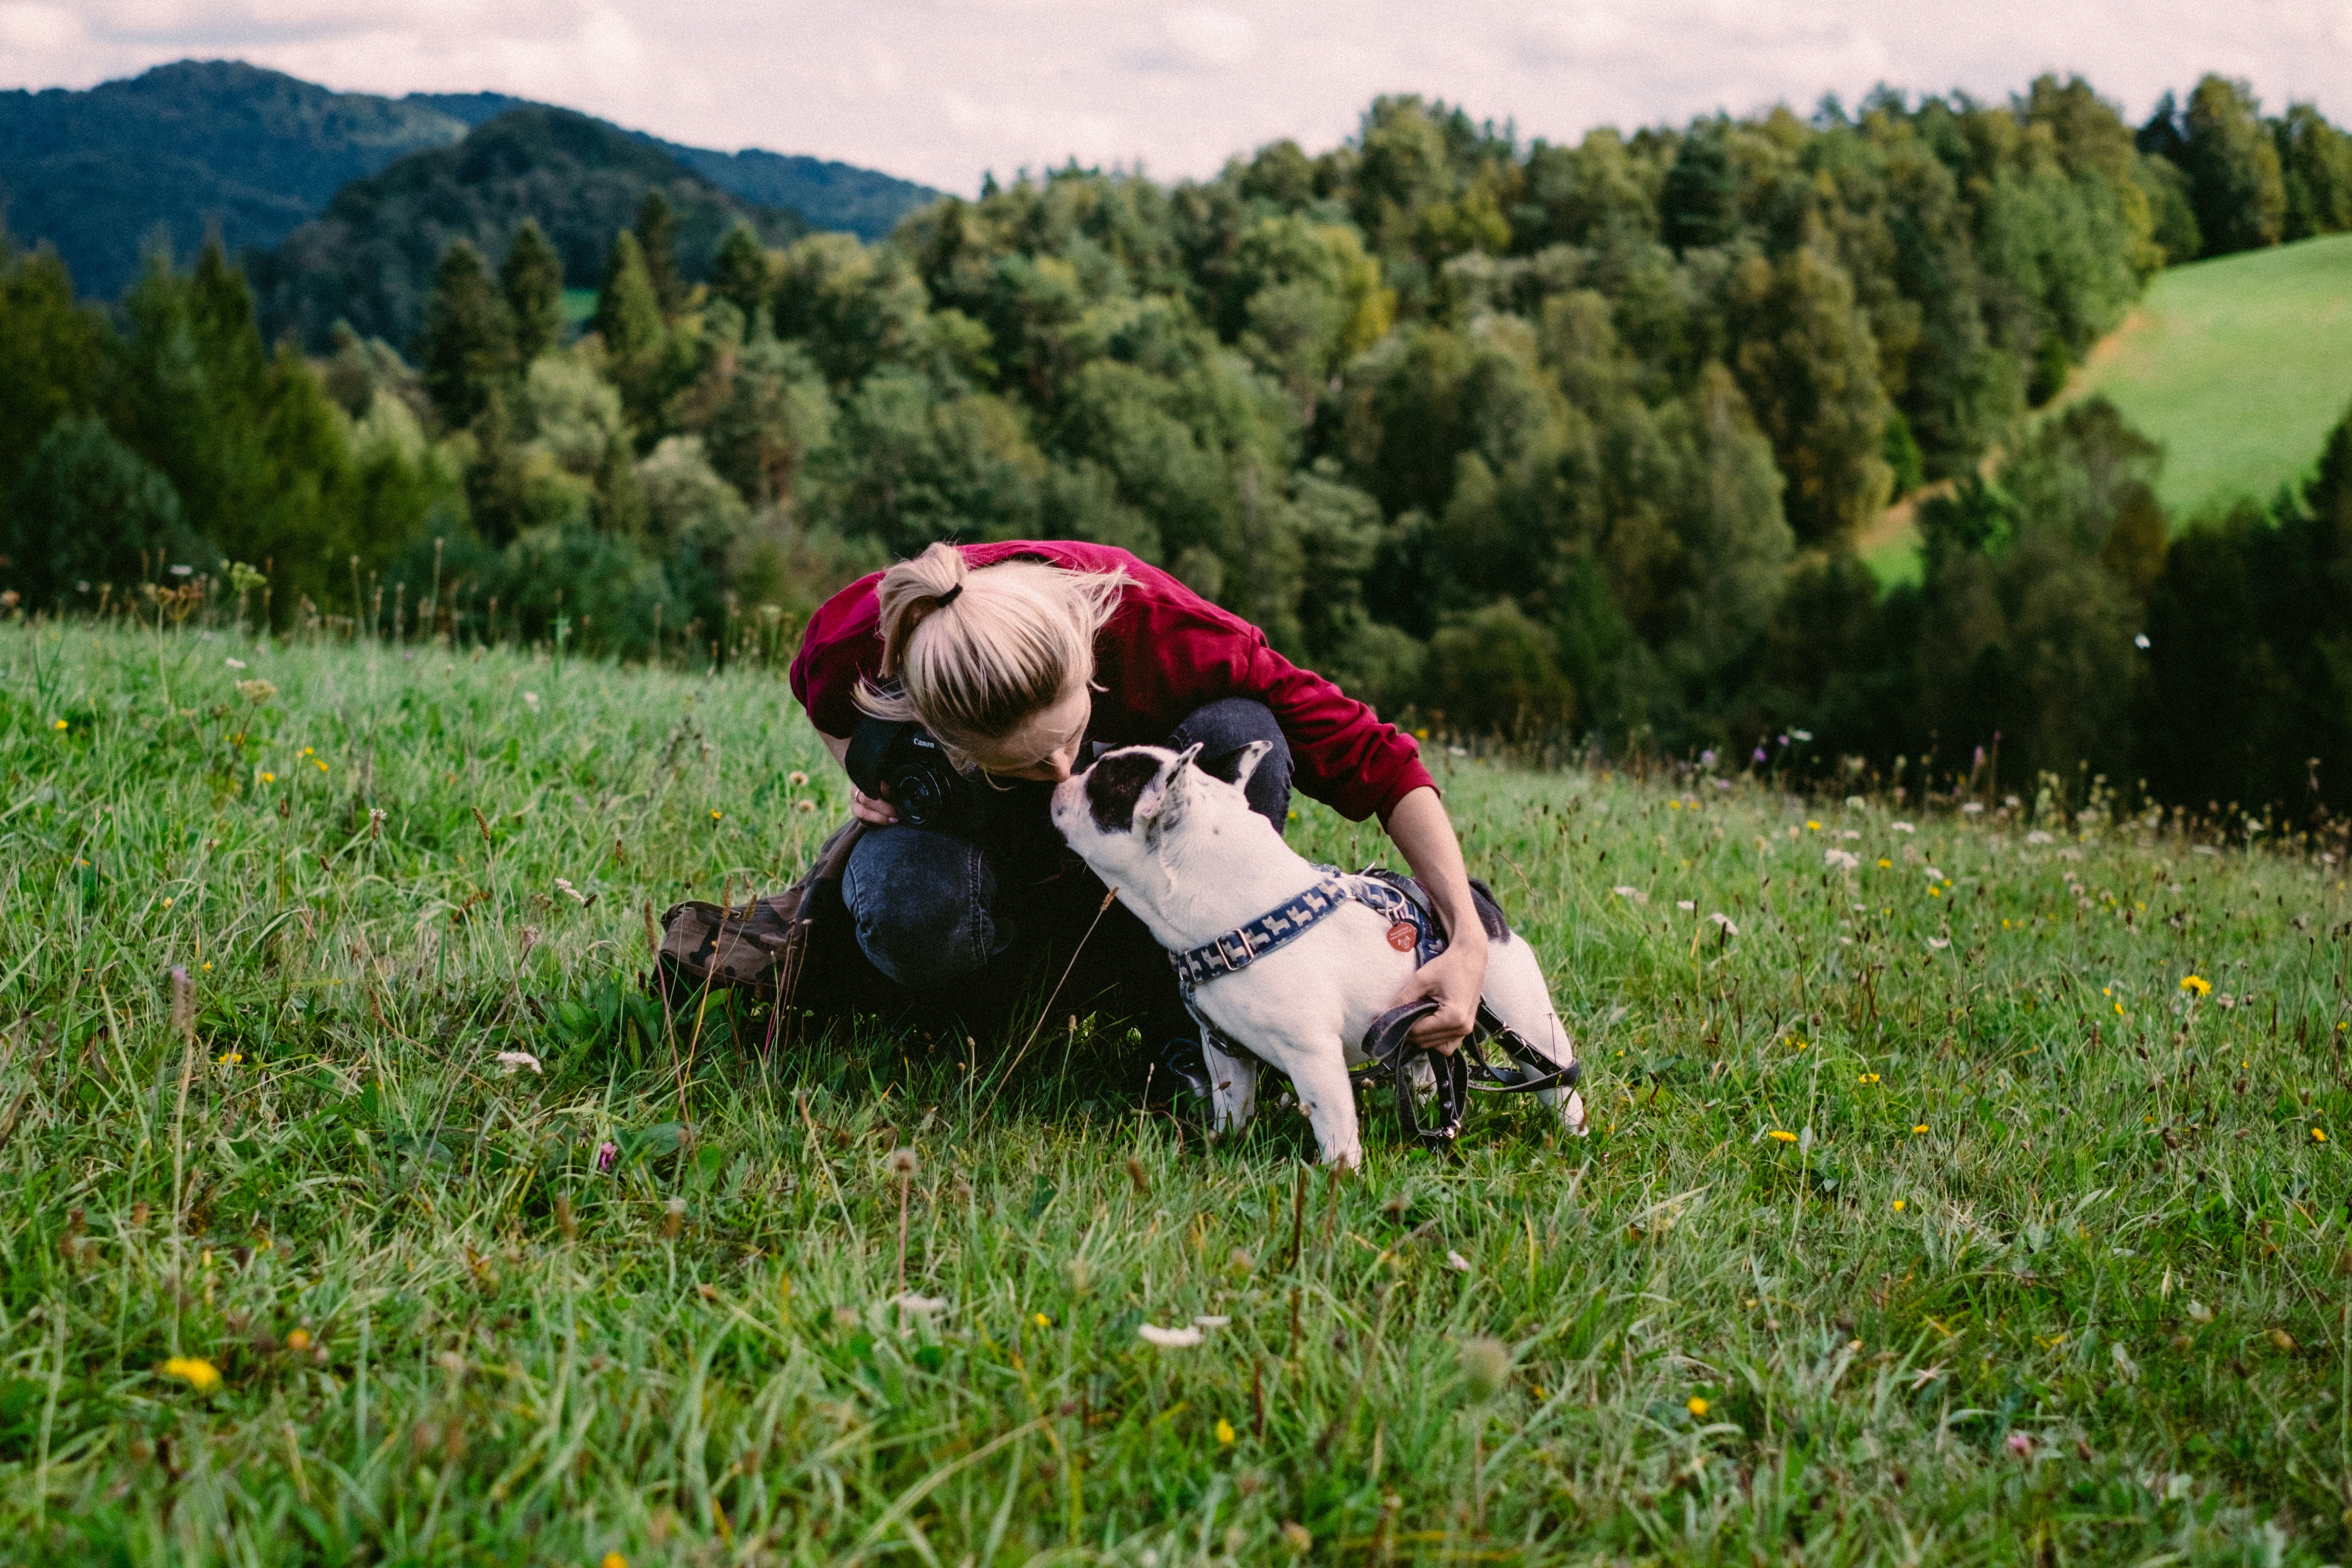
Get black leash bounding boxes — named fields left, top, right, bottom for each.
left=1350, top=1000, right=1582, bottom=1149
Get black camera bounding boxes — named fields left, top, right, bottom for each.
left=845, top=718, right=976, bottom=832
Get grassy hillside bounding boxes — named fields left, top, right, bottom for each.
left=0, top=622, right=2345, bottom=1564
left=2069, top=232, right=2352, bottom=519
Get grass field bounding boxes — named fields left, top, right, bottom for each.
left=2069, top=233, right=2352, bottom=522
left=3, top=621, right=2349, bottom=1565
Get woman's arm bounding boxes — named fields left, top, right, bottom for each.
left=1381, top=785, right=1487, bottom=1051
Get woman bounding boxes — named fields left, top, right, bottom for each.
left=788, top=538, right=1487, bottom=1092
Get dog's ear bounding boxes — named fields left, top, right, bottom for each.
left=1225, top=739, right=1274, bottom=796
left=1135, top=742, right=1205, bottom=843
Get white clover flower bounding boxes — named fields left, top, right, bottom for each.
left=494, top=1050, right=542, bottom=1075
left=2026, top=830, right=2053, bottom=844
left=1446, top=1250, right=1472, bottom=1273
left=1891, top=822, right=1916, bottom=834
left=1824, top=849, right=1860, bottom=870
left=1138, top=1323, right=1202, bottom=1348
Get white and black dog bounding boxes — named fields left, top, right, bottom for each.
left=1050, top=741, right=1587, bottom=1168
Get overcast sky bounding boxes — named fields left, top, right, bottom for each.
left=6, top=1, right=2351, bottom=193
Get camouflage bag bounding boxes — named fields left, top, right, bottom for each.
left=651, top=819, right=870, bottom=1015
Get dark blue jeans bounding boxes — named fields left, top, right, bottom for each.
left=839, top=699, right=1292, bottom=1018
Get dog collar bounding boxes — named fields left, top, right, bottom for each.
left=1168, top=867, right=1442, bottom=993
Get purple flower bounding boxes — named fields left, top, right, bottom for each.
left=1699, top=749, right=1717, bottom=767
left=596, top=1141, right=618, bottom=1173
left=1753, top=747, right=1767, bottom=763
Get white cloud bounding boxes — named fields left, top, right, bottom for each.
left=4, top=0, right=2350, bottom=196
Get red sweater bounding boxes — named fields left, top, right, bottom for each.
left=788, top=540, right=1433, bottom=822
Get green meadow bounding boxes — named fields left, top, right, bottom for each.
left=2067, top=232, right=2352, bottom=521
left=1, top=621, right=2347, bottom=1565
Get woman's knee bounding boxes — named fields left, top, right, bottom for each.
left=1168, top=698, right=1291, bottom=829
left=840, top=828, right=1007, bottom=990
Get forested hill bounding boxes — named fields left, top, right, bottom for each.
left=249, top=109, right=806, bottom=352
left=0, top=61, right=940, bottom=299
left=6, top=74, right=2352, bottom=815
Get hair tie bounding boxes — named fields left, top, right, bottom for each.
left=935, top=584, right=963, bottom=608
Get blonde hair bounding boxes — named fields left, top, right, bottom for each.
left=857, top=543, right=1128, bottom=754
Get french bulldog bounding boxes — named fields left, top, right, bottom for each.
left=1051, top=741, right=1587, bottom=1168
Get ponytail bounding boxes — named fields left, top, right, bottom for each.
left=859, top=543, right=1127, bottom=755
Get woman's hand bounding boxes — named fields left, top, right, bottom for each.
left=822, top=730, right=899, bottom=826
left=1387, top=935, right=1488, bottom=1051
left=1380, top=785, right=1490, bottom=1052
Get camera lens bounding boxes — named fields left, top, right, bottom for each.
left=894, top=767, right=948, bottom=828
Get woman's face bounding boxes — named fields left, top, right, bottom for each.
left=963, top=684, right=1092, bottom=783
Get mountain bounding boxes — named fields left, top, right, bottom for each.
left=0, top=61, right=942, bottom=301
left=0, top=61, right=469, bottom=299
left=251, top=107, right=805, bottom=351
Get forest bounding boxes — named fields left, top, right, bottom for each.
left=4, top=71, right=2352, bottom=816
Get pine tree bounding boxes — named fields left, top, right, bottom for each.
left=590, top=434, right=647, bottom=537
left=421, top=240, right=514, bottom=430
left=593, top=230, right=668, bottom=437
left=2183, top=75, right=2287, bottom=254
left=635, top=190, right=684, bottom=317
left=465, top=388, right=532, bottom=548
left=712, top=220, right=772, bottom=328
left=500, top=220, right=566, bottom=366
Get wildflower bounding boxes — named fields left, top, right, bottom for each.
left=225, top=657, right=246, bottom=669
left=1458, top=1336, right=1510, bottom=1402
left=1928, top=937, right=1950, bottom=950
left=1912, top=1123, right=1929, bottom=1134
left=234, top=678, right=277, bottom=704
left=1891, top=821, right=1915, bottom=834
left=1753, top=747, right=1767, bottom=762
left=161, top=1356, right=220, bottom=1391
left=495, top=1050, right=542, bottom=1076
left=892, top=1293, right=947, bottom=1315
left=1139, top=1323, right=1203, bottom=1348
left=1194, top=1314, right=1230, bottom=1328
left=595, top=1141, right=618, bottom=1173
left=1767, top=1130, right=1797, bottom=1143
left=313, top=759, right=327, bottom=772
left=52, top=718, right=67, bottom=731
left=1892, top=1200, right=1906, bottom=1212
left=1414, top=728, right=1429, bottom=740
left=1825, top=849, right=1859, bottom=870
left=1215, top=1418, right=1236, bottom=1446
left=1686, top=1395, right=1709, bottom=1417
left=787, top=770, right=809, bottom=787
left=260, top=771, right=276, bottom=784
left=217, top=1051, right=242, bottom=1065
left=1791, top=728, right=1813, bottom=742
left=1677, top=899, right=1695, bottom=911
left=1446, top=1250, right=1472, bottom=1272
left=1033, top=1312, right=1054, bottom=1329
left=2185, top=1301, right=2213, bottom=1324
left=522, top=691, right=540, bottom=709
left=1282, top=1522, right=1313, bottom=1553
left=1858, top=1073, right=1880, bottom=1085
left=1806, top=820, right=1821, bottom=831
left=555, top=878, right=588, bottom=905
left=886, top=1147, right=919, bottom=1176
left=710, top=809, right=723, bottom=822
left=2314, top=1128, right=2329, bottom=1143
left=162, top=897, right=173, bottom=908
left=1877, top=857, right=1891, bottom=868
left=2007, top=1432, right=2033, bottom=1458
left=2179, top=975, right=2211, bottom=996
left=286, top=1329, right=312, bottom=1352
left=602, top=1555, right=629, bottom=1568
left=1707, top=912, right=1737, bottom=935
left=795, top=799, right=817, bottom=813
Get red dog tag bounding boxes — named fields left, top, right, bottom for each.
left=1386, top=921, right=1417, bottom=952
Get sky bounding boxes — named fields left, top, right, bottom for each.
left=5, top=0, right=2351, bottom=193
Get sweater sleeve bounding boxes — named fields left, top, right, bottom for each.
left=786, top=569, right=887, bottom=739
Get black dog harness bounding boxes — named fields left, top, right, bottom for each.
left=1170, top=867, right=1581, bottom=1149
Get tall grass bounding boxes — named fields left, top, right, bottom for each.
left=0, top=620, right=2345, bottom=1565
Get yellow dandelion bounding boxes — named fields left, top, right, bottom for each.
left=2114, top=1002, right=2124, bottom=1016
left=161, top=897, right=172, bottom=908
left=201, top=962, right=212, bottom=971
left=1928, top=886, right=1941, bottom=897
left=1414, top=728, right=1429, bottom=740
left=286, top=1329, right=312, bottom=1352
left=301, top=747, right=313, bottom=756
left=1805, top=821, right=1820, bottom=831
left=260, top=771, right=276, bottom=783
left=1878, top=857, right=1892, bottom=868
left=601, top=1555, right=629, bottom=1568
left=1687, top=1396, right=1709, bottom=1417
left=1767, top=1130, right=1797, bottom=1143
left=2314, top=1128, right=2329, bottom=1143
left=1033, top=1312, right=1053, bottom=1329
left=1858, top=1073, right=1881, bottom=1085
left=313, top=759, right=327, bottom=772
left=710, top=809, right=723, bottom=821
left=161, top=1356, right=220, bottom=1391
left=1912, top=1123, right=1929, bottom=1135
left=1215, top=1418, right=1236, bottom=1446
left=52, top=718, right=67, bottom=731
left=1892, top=1199, right=1906, bottom=1212
left=2180, top=975, right=2211, bottom=996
